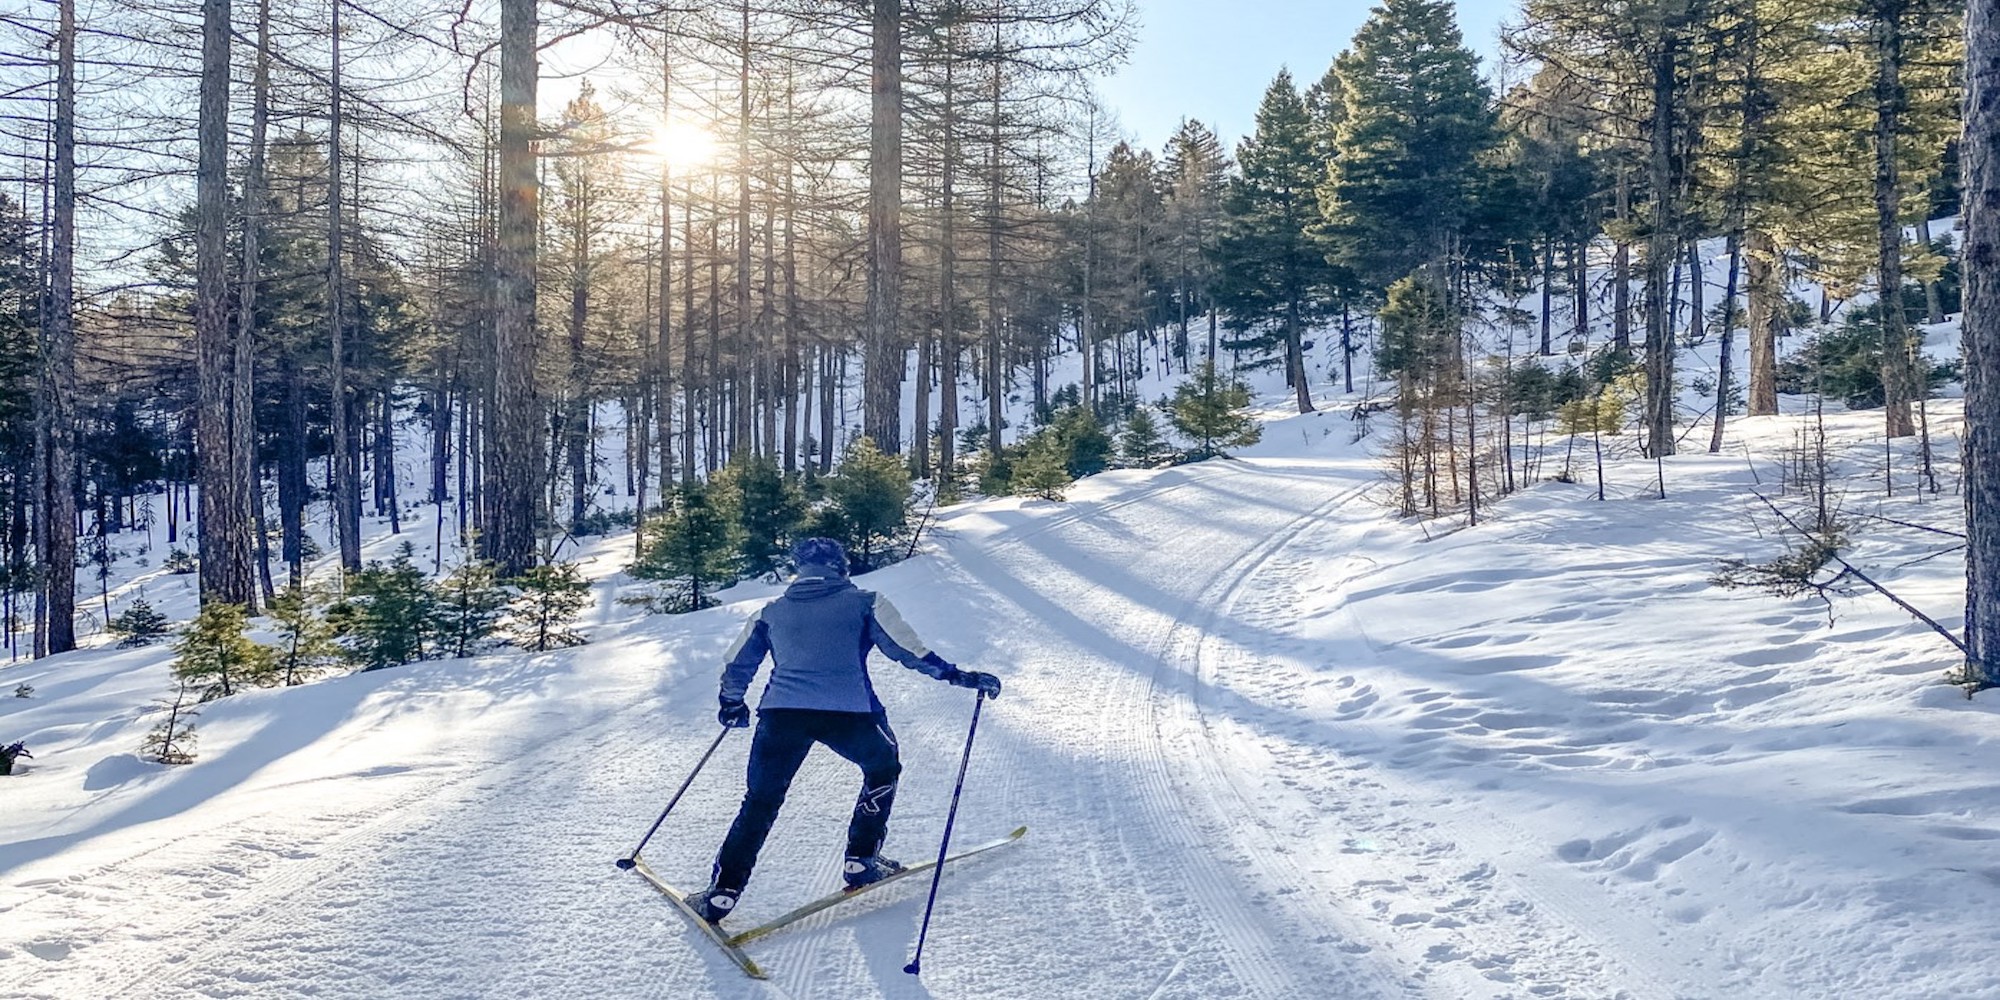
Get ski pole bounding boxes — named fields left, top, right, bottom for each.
left=904, top=690, right=986, bottom=976
left=616, top=725, right=732, bottom=870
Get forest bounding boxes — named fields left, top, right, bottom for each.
left=1, top=0, right=1998, bottom=686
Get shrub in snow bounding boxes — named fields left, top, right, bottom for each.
left=1777, top=314, right=1956, bottom=411
left=433, top=560, right=509, bottom=658
left=143, top=683, right=199, bottom=765
left=508, top=562, right=590, bottom=652
left=109, top=597, right=171, bottom=648
left=266, top=585, right=344, bottom=685
left=175, top=602, right=275, bottom=699
left=0, top=741, right=30, bottom=775
left=163, top=549, right=197, bottom=575
left=328, top=543, right=438, bottom=670
left=635, top=481, right=740, bottom=612
left=13, top=684, right=32, bottom=699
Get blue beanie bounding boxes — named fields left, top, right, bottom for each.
left=790, top=537, right=850, bottom=576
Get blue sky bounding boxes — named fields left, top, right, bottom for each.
left=1095, top=0, right=1519, bottom=155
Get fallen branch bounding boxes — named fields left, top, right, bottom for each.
left=1750, top=489, right=1967, bottom=657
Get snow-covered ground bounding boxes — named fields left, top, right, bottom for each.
left=6, top=222, right=1999, bottom=996
left=5, top=369, right=1997, bottom=997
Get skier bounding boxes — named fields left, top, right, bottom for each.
left=686, top=537, right=1003, bottom=924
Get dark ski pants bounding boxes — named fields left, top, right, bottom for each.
left=712, top=708, right=902, bottom=894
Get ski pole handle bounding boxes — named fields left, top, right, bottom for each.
left=905, top=689, right=986, bottom=975
left=616, top=725, right=732, bottom=870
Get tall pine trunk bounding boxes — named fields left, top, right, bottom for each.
left=863, top=0, right=903, bottom=452
left=328, top=0, right=361, bottom=572
left=1874, top=0, right=1917, bottom=439
left=196, top=0, right=256, bottom=607
left=1962, top=0, right=2000, bottom=687
left=485, top=0, right=543, bottom=576
left=41, top=0, right=78, bottom=652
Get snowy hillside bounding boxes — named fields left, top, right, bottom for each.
left=5, top=333, right=1999, bottom=998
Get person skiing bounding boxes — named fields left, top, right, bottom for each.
left=686, top=537, right=1002, bottom=924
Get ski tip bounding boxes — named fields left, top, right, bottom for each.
left=1007, top=825, right=1028, bottom=839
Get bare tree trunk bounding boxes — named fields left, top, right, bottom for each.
left=681, top=182, right=698, bottom=483
left=197, top=0, right=256, bottom=608
left=1640, top=18, right=1682, bottom=459
left=328, top=0, right=361, bottom=573
left=238, top=0, right=270, bottom=598
left=41, top=0, right=78, bottom=652
left=1540, top=238, right=1554, bottom=355
left=1874, top=0, right=1916, bottom=438
left=1711, top=231, right=1741, bottom=453
left=485, top=0, right=542, bottom=575
left=1613, top=169, right=1632, bottom=350
left=1686, top=242, right=1705, bottom=345
left=863, top=0, right=904, bottom=452
left=1918, top=217, right=1945, bottom=323
left=1746, top=228, right=1780, bottom=415
left=1963, top=0, right=2000, bottom=686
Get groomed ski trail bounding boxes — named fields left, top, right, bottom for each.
left=5, top=451, right=1899, bottom=999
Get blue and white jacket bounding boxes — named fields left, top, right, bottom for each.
left=720, top=568, right=953, bottom=714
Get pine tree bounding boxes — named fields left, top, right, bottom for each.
left=329, top=543, right=437, bottom=670
left=826, top=437, right=911, bottom=572
left=175, top=602, right=273, bottom=700
left=508, top=562, right=590, bottom=652
left=266, top=586, right=342, bottom=685
left=1011, top=435, right=1073, bottom=501
left=1053, top=406, right=1114, bottom=478
left=716, top=456, right=805, bottom=579
left=1321, top=0, right=1500, bottom=290
left=1211, top=72, right=1332, bottom=414
left=433, top=559, right=509, bottom=659
left=1170, top=362, right=1261, bottom=460
left=1161, top=120, right=1231, bottom=365
left=1119, top=409, right=1170, bottom=468
left=635, top=481, right=741, bottom=612
left=110, top=597, right=171, bottom=648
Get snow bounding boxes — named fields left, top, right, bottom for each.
left=5, top=245, right=2000, bottom=996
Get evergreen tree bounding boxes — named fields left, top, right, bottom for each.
left=635, top=481, right=741, bottom=612
left=266, top=586, right=342, bottom=685
left=1211, top=71, right=1333, bottom=414
left=175, top=602, right=273, bottom=700
left=329, top=543, right=437, bottom=670
left=1161, top=120, right=1232, bottom=365
left=1053, top=406, right=1115, bottom=478
left=826, top=437, right=911, bottom=572
left=1011, top=435, right=1073, bottom=501
left=1321, top=0, right=1501, bottom=290
left=716, top=456, right=806, bottom=579
left=1171, top=362, right=1262, bottom=460
left=109, top=597, right=171, bottom=648
left=434, top=559, right=509, bottom=658
left=508, top=562, right=590, bottom=652
left=1119, top=408, right=1171, bottom=468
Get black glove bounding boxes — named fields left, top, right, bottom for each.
left=943, top=668, right=1002, bottom=699
left=718, top=698, right=751, bottom=728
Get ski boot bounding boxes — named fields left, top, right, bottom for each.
left=842, top=855, right=906, bottom=890
left=685, top=885, right=740, bottom=924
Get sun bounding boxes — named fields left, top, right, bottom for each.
left=644, top=120, right=716, bottom=172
